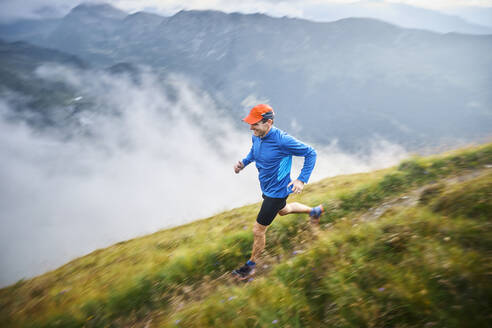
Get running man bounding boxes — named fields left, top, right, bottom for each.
left=232, top=104, right=324, bottom=280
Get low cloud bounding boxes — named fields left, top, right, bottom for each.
left=0, top=0, right=77, bottom=22
left=0, top=65, right=260, bottom=286
left=0, top=64, right=408, bottom=287
left=307, top=139, right=408, bottom=181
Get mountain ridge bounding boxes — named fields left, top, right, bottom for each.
left=0, top=4, right=491, bottom=151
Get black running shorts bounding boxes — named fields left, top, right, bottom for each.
left=256, top=194, right=288, bottom=226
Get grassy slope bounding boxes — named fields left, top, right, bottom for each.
left=0, top=143, right=491, bottom=327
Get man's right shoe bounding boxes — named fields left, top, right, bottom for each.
left=309, top=205, right=324, bottom=224
left=232, top=263, right=256, bottom=280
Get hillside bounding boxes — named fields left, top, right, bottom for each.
left=0, top=143, right=491, bottom=327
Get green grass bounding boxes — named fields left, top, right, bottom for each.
left=1, top=142, right=491, bottom=328
left=169, top=181, right=491, bottom=327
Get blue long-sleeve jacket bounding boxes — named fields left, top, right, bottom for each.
left=242, top=126, right=317, bottom=198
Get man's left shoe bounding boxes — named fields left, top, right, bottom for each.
left=232, top=263, right=256, bottom=280
left=309, top=205, right=324, bottom=224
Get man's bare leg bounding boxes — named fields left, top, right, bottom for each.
left=278, top=202, right=311, bottom=215
left=250, top=203, right=316, bottom=262
left=232, top=222, right=266, bottom=280
left=278, top=202, right=322, bottom=224
left=236, top=203, right=323, bottom=278
left=249, top=222, right=268, bottom=262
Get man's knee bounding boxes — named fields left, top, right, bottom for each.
left=253, top=222, right=267, bottom=236
left=278, top=204, right=290, bottom=216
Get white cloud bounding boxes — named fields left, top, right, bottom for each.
left=0, top=65, right=260, bottom=286
left=2, top=0, right=492, bottom=23
left=241, top=94, right=270, bottom=112
left=294, top=138, right=408, bottom=182
left=386, top=0, right=492, bottom=10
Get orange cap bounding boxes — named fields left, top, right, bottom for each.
left=243, top=104, right=274, bottom=124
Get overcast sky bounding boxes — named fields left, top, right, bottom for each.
left=0, top=0, right=491, bottom=23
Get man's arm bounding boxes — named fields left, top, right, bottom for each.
left=234, top=161, right=244, bottom=174
left=280, top=133, right=317, bottom=184
left=235, top=140, right=255, bottom=174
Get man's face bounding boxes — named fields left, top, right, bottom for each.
left=250, top=119, right=272, bottom=137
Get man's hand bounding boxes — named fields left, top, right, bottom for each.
left=288, top=179, right=304, bottom=194
left=234, top=161, right=245, bottom=174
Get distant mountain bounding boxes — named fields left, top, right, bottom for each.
left=443, top=6, right=492, bottom=29
left=0, top=39, right=88, bottom=126
left=68, top=2, right=127, bottom=20
left=0, top=18, right=59, bottom=41
left=0, top=3, right=491, bottom=151
left=303, top=1, right=492, bottom=35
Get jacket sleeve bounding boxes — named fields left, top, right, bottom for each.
left=280, top=133, right=317, bottom=183
left=241, top=138, right=255, bottom=167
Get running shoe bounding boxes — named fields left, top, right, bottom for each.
left=309, top=205, right=324, bottom=223
left=232, top=263, right=256, bottom=280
